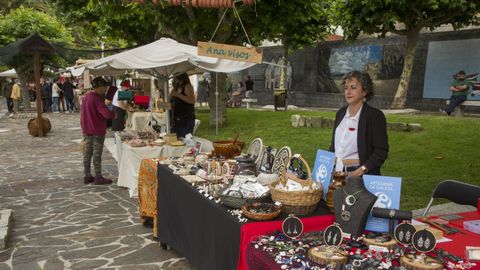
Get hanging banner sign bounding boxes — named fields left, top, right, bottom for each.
left=197, top=41, right=263, bottom=64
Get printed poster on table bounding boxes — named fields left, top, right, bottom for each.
left=312, top=149, right=336, bottom=199
left=364, top=175, right=402, bottom=232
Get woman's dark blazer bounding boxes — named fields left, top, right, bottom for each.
left=328, top=102, right=389, bottom=175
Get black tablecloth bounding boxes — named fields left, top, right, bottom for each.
left=156, top=164, right=331, bottom=270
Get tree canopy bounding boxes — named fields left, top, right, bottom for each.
left=0, top=6, right=74, bottom=107
left=332, top=0, right=480, bottom=108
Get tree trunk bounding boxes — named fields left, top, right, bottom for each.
left=17, top=72, right=32, bottom=110
left=207, top=72, right=228, bottom=128
left=390, top=32, right=418, bottom=109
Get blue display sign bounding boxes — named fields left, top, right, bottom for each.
left=363, top=175, right=402, bottom=232
left=312, top=149, right=336, bottom=199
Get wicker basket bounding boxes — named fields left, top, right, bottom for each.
left=269, top=155, right=322, bottom=215
left=220, top=190, right=271, bottom=209
left=242, top=202, right=281, bottom=221
left=213, top=140, right=245, bottom=159
left=28, top=117, right=51, bottom=137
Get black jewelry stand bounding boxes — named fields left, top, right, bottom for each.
left=333, top=176, right=377, bottom=238
left=371, top=207, right=412, bottom=234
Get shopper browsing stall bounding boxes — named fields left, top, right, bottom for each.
left=329, top=71, right=388, bottom=176
left=170, top=73, right=195, bottom=138
left=111, top=80, right=131, bottom=131
left=80, top=77, right=115, bottom=185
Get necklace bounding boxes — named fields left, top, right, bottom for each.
left=340, top=188, right=365, bottom=221
left=343, top=189, right=365, bottom=206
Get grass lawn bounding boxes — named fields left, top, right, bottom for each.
left=195, top=108, right=480, bottom=210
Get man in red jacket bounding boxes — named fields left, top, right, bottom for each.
left=81, top=77, right=116, bottom=185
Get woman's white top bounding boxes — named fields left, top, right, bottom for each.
left=334, top=105, right=363, bottom=172
left=52, top=83, right=60, bottom=98
left=112, top=90, right=121, bottom=107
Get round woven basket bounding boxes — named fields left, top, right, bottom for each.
left=27, top=117, right=51, bottom=137
left=269, top=155, right=322, bottom=215
left=242, top=202, right=281, bottom=221
left=213, top=140, right=245, bottom=159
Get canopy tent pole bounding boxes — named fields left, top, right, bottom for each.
left=34, top=50, right=44, bottom=136
left=163, top=77, right=170, bottom=134
left=215, top=73, right=219, bottom=135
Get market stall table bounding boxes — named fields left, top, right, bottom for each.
left=116, top=136, right=212, bottom=198
left=155, top=164, right=333, bottom=270
left=245, top=210, right=480, bottom=270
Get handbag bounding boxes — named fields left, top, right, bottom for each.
left=117, top=91, right=133, bottom=101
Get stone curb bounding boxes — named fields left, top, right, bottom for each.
left=0, top=209, right=13, bottom=250
left=291, top=114, right=422, bottom=132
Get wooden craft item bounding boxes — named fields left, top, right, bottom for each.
left=363, top=236, right=397, bottom=250
left=400, top=255, right=443, bottom=270
left=307, top=246, right=348, bottom=266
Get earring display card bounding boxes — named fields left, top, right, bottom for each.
left=466, top=246, right=480, bottom=261
left=463, top=220, right=480, bottom=234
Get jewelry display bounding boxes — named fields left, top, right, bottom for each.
left=249, top=229, right=476, bottom=270
left=282, top=215, right=304, bottom=239
left=340, top=188, right=365, bottom=221
left=394, top=222, right=417, bottom=246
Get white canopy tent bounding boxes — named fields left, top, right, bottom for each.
left=72, top=38, right=256, bottom=134
left=0, top=69, right=18, bottom=78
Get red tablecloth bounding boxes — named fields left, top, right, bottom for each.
left=237, top=214, right=336, bottom=270
left=431, top=211, right=480, bottom=267
left=242, top=211, right=480, bottom=270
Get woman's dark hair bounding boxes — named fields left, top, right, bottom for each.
left=175, top=73, right=191, bottom=88
left=238, top=81, right=244, bottom=87
left=341, top=71, right=375, bottom=101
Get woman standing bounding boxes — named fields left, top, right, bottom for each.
left=170, top=73, right=195, bottom=138
left=111, top=80, right=130, bottom=131
left=329, top=71, right=388, bottom=176
left=196, top=75, right=209, bottom=107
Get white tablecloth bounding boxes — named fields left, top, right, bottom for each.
left=126, top=111, right=165, bottom=131
left=116, top=135, right=213, bottom=198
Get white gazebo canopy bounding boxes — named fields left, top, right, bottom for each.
left=0, top=69, right=18, bottom=78
left=71, top=38, right=255, bottom=77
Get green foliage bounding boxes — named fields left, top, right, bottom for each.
left=195, top=109, right=480, bottom=210
left=332, top=0, right=480, bottom=40
left=55, top=0, right=331, bottom=50
left=0, top=6, right=73, bottom=46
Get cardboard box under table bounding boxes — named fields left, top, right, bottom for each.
left=155, top=164, right=333, bottom=270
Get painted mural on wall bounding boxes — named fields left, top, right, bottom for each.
left=323, top=43, right=404, bottom=96
left=424, top=38, right=480, bottom=100
left=328, top=45, right=382, bottom=79
left=263, top=56, right=292, bottom=90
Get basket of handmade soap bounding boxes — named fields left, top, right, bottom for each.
left=242, top=202, right=281, bottom=221
left=220, top=175, right=271, bottom=209
left=212, top=140, right=245, bottom=159
left=269, top=155, right=323, bottom=215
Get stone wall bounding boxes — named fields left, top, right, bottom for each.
left=242, top=29, right=480, bottom=113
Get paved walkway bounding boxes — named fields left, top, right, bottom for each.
left=0, top=111, right=191, bottom=270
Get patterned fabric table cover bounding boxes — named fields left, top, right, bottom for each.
left=138, top=158, right=160, bottom=238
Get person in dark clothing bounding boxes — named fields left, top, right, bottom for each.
left=2, top=80, right=14, bottom=113
left=41, top=80, right=51, bottom=113
left=245, top=75, right=254, bottom=99
left=61, top=77, right=75, bottom=113
left=105, top=84, right=117, bottom=128
left=170, top=73, right=195, bottom=138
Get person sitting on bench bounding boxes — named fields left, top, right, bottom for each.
left=444, top=70, right=471, bottom=116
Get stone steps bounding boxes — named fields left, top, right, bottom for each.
left=0, top=209, right=13, bottom=250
